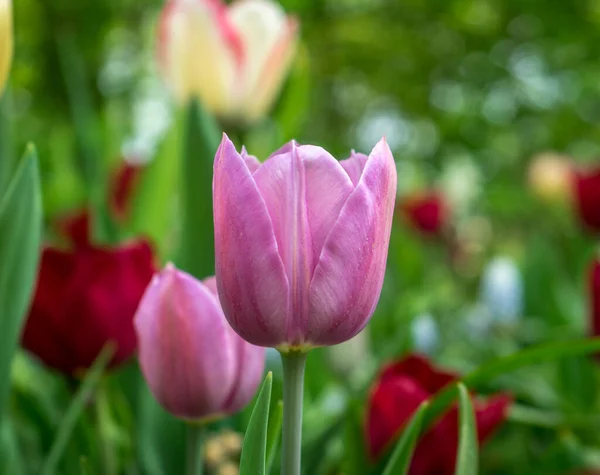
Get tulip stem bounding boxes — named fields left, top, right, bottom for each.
left=280, top=351, right=308, bottom=475
left=186, top=424, right=205, bottom=475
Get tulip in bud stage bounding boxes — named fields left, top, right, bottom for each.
left=213, top=135, right=397, bottom=351
left=134, top=264, right=266, bottom=421
left=0, top=0, right=12, bottom=94
left=400, top=190, right=449, bottom=237
left=158, top=0, right=298, bottom=123
left=572, top=166, right=600, bottom=233
left=213, top=134, right=396, bottom=475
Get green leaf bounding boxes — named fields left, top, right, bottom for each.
left=342, top=401, right=370, bottom=475
left=239, top=372, right=273, bottom=475
left=129, top=118, right=181, bottom=258
left=137, top=376, right=186, bottom=475
left=382, top=402, right=428, bottom=475
left=40, top=344, right=115, bottom=475
left=266, top=400, right=283, bottom=474
left=176, top=99, right=221, bottom=279
left=455, top=384, right=477, bottom=475
left=0, top=92, right=14, bottom=196
left=0, top=147, right=42, bottom=425
left=423, top=337, right=600, bottom=429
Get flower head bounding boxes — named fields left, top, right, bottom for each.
left=365, top=354, right=512, bottom=474
left=213, top=135, right=397, bottom=350
left=135, top=264, right=266, bottom=420
left=158, top=0, right=298, bottom=123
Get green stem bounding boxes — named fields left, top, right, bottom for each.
left=186, top=424, right=205, bottom=475
left=280, top=351, right=308, bottom=475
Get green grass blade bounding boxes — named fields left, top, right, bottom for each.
left=239, top=372, right=273, bottom=475
left=0, top=147, right=42, bottom=425
left=40, top=344, right=115, bottom=475
left=382, top=401, right=428, bottom=475
left=455, top=384, right=477, bottom=475
left=266, top=400, right=283, bottom=474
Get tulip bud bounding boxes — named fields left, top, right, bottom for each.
left=528, top=152, right=572, bottom=203
left=0, top=0, right=12, bottom=95
left=572, top=166, right=600, bottom=233
left=158, top=0, right=298, bottom=123
left=213, top=135, right=397, bottom=350
left=135, top=265, right=266, bottom=420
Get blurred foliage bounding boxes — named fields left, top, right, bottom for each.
left=3, top=0, right=600, bottom=474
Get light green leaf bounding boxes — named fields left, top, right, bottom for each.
left=40, top=344, right=115, bottom=475
left=382, top=401, right=428, bottom=475
left=176, top=99, right=221, bottom=279
left=240, top=372, right=273, bottom=475
left=266, top=400, right=283, bottom=474
left=455, top=384, right=477, bottom=475
left=0, top=147, right=42, bottom=425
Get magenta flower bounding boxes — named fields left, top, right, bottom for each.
left=134, top=264, right=266, bottom=421
left=213, top=135, right=397, bottom=350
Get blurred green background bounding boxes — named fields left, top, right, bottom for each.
left=3, top=0, right=600, bottom=474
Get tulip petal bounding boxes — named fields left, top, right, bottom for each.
left=253, top=144, right=354, bottom=344
left=213, top=135, right=289, bottom=346
left=0, top=0, right=12, bottom=95
left=135, top=266, right=236, bottom=419
left=308, top=138, right=396, bottom=346
left=240, top=145, right=261, bottom=173
left=340, top=151, right=368, bottom=186
left=158, top=0, right=238, bottom=111
left=227, top=0, right=297, bottom=121
left=222, top=330, right=266, bottom=413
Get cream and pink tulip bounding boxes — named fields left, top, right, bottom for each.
left=134, top=264, right=266, bottom=421
left=213, top=135, right=397, bottom=350
left=158, top=0, right=298, bottom=123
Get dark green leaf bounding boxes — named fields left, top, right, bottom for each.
left=0, top=147, right=42, bottom=424
left=382, top=402, right=428, bottom=475
left=240, top=372, right=273, bottom=475
left=176, top=99, right=221, bottom=279
left=342, top=401, right=369, bottom=475
left=455, top=384, right=477, bottom=475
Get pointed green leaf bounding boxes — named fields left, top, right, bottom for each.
left=382, top=402, right=428, bottom=475
left=40, top=344, right=115, bottom=475
left=176, top=99, right=221, bottom=279
left=0, top=92, right=14, bottom=196
left=0, top=147, right=42, bottom=424
left=266, top=400, right=283, bottom=474
left=240, top=372, right=273, bottom=475
left=455, top=384, right=477, bottom=475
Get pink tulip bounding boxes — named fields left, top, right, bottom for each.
left=158, top=0, right=298, bottom=123
left=213, top=135, right=397, bottom=350
left=134, top=264, right=266, bottom=420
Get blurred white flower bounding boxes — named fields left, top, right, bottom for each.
left=410, top=313, right=439, bottom=354
left=480, top=256, right=523, bottom=324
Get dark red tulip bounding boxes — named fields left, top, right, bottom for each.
left=572, top=167, right=600, bottom=233
left=110, top=161, right=143, bottom=221
left=589, top=259, right=600, bottom=339
left=21, top=212, right=156, bottom=375
left=365, top=354, right=512, bottom=475
left=400, top=191, right=448, bottom=237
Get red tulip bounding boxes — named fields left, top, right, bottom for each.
left=400, top=191, right=448, bottom=237
left=572, top=167, right=600, bottom=233
left=589, top=258, right=600, bottom=339
left=365, top=354, right=511, bottom=475
left=109, top=161, right=143, bottom=221
left=21, top=212, right=156, bottom=375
